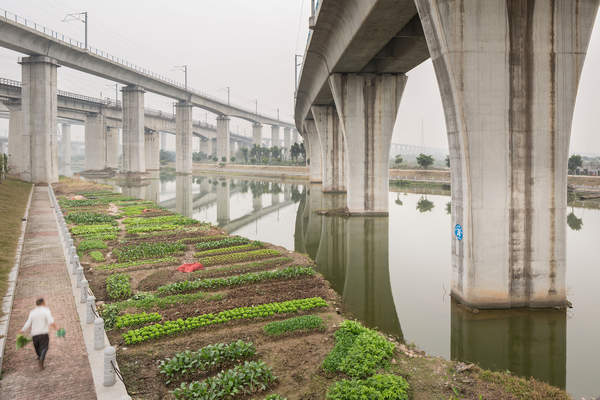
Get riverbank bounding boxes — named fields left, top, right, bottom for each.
left=0, top=178, right=32, bottom=316
left=50, top=176, right=572, bottom=400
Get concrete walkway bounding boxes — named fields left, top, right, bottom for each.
left=0, top=186, right=96, bottom=400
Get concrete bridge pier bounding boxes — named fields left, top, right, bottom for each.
left=176, top=101, right=193, bottom=174
left=105, top=126, right=119, bottom=169
left=85, top=112, right=108, bottom=171
left=144, top=129, right=160, bottom=171
left=210, top=138, right=216, bottom=158
left=416, top=0, right=599, bottom=308
left=330, top=73, right=406, bottom=215
left=252, top=123, right=262, bottom=147
left=271, top=125, right=280, bottom=148
left=59, top=123, right=72, bottom=177
left=217, top=115, right=230, bottom=163
left=176, top=174, right=193, bottom=218
left=302, top=120, right=322, bottom=183
left=283, top=127, right=291, bottom=159
left=121, top=85, right=146, bottom=173
left=311, top=105, right=346, bottom=193
left=6, top=102, right=23, bottom=175
left=200, top=138, right=210, bottom=155
left=216, top=179, right=231, bottom=226
left=20, top=55, right=60, bottom=183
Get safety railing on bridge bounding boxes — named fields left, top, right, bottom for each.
left=0, top=8, right=283, bottom=123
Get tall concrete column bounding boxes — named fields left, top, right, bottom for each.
left=271, top=125, right=280, bottom=148
left=144, top=130, right=160, bottom=171
left=20, top=56, right=59, bottom=183
left=176, top=174, right=193, bottom=218
left=303, top=120, right=322, bottom=183
left=312, top=105, right=346, bottom=193
left=216, top=115, right=230, bottom=163
left=85, top=112, right=107, bottom=171
left=210, top=138, right=216, bottom=157
left=200, top=138, right=209, bottom=155
left=160, top=132, right=168, bottom=151
left=60, top=123, right=72, bottom=177
left=105, top=126, right=119, bottom=169
left=252, top=123, right=262, bottom=147
left=176, top=101, right=193, bottom=174
left=330, top=73, right=406, bottom=214
left=415, top=0, right=598, bottom=308
left=216, top=178, right=230, bottom=226
left=283, top=127, right=291, bottom=158
left=122, top=85, right=145, bottom=173
left=6, top=102, right=23, bottom=175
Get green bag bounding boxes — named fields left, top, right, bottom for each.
left=16, top=334, right=32, bottom=349
left=56, top=328, right=66, bottom=338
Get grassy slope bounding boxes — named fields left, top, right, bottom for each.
left=0, top=178, right=32, bottom=316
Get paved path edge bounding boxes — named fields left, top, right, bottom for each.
left=0, top=183, right=33, bottom=374
left=49, top=187, right=130, bottom=400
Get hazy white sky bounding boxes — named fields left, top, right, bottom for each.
left=0, top=1, right=599, bottom=154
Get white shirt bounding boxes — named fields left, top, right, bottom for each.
left=22, top=306, right=54, bottom=336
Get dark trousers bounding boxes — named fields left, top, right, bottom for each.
left=32, top=334, right=49, bottom=361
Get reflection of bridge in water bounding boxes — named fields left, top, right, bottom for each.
left=295, top=183, right=567, bottom=390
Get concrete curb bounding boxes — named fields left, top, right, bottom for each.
left=0, top=183, right=33, bottom=373
left=48, top=187, right=130, bottom=400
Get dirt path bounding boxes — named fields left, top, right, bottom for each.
left=0, top=186, right=96, bottom=400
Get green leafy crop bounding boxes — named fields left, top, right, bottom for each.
left=263, top=315, right=324, bottom=336
left=113, top=242, right=185, bottom=262
left=71, top=224, right=119, bottom=236
left=77, top=239, right=107, bottom=253
left=122, top=297, right=328, bottom=345
left=193, top=242, right=263, bottom=258
left=159, top=340, right=256, bottom=384
left=172, top=361, right=276, bottom=400
left=106, top=273, right=132, bottom=300
left=115, top=312, right=162, bottom=329
left=65, top=212, right=117, bottom=225
left=199, top=249, right=281, bottom=266
left=322, top=320, right=395, bottom=378
left=96, top=256, right=178, bottom=271
left=157, top=266, right=314, bottom=295
left=326, top=374, right=409, bottom=400
left=193, top=236, right=250, bottom=251
left=89, top=250, right=105, bottom=262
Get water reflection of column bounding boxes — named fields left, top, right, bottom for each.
left=315, top=194, right=347, bottom=294
left=121, top=183, right=146, bottom=200
left=294, top=187, right=308, bottom=253
left=283, top=185, right=292, bottom=202
left=339, top=217, right=403, bottom=338
left=271, top=192, right=280, bottom=205
left=176, top=174, right=193, bottom=218
left=216, top=178, right=231, bottom=226
left=302, top=183, right=323, bottom=259
left=451, top=303, right=566, bottom=389
left=252, top=193, right=263, bottom=212
left=144, top=171, right=160, bottom=204
left=199, top=177, right=211, bottom=196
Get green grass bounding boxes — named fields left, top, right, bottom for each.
left=0, top=178, right=31, bottom=317
left=263, top=315, right=324, bottom=336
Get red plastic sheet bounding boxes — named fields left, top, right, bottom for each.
left=177, top=263, right=204, bottom=273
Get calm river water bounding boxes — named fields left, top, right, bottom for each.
left=113, top=173, right=600, bottom=398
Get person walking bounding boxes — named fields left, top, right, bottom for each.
left=19, top=298, right=57, bottom=370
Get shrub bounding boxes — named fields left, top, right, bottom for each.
left=123, top=297, right=328, bottom=344
left=89, top=251, right=105, bottom=262
left=106, top=273, right=132, bottom=300
left=199, top=249, right=281, bottom=266
left=96, top=256, right=178, bottom=271
left=159, top=340, right=256, bottom=384
left=194, top=236, right=250, bottom=251
left=322, top=320, right=395, bottom=378
left=326, top=374, right=409, bottom=400
left=172, top=361, right=276, bottom=400
left=115, top=312, right=162, bottom=329
left=193, top=242, right=263, bottom=258
left=66, top=212, right=117, bottom=225
left=77, top=239, right=107, bottom=253
left=263, top=315, right=324, bottom=337
left=113, top=242, right=186, bottom=262
left=71, top=224, right=119, bottom=236
left=158, top=266, right=315, bottom=295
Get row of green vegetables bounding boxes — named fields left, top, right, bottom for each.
left=122, top=297, right=328, bottom=345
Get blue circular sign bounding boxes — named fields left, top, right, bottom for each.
left=454, top=224, right=463, bottom=241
